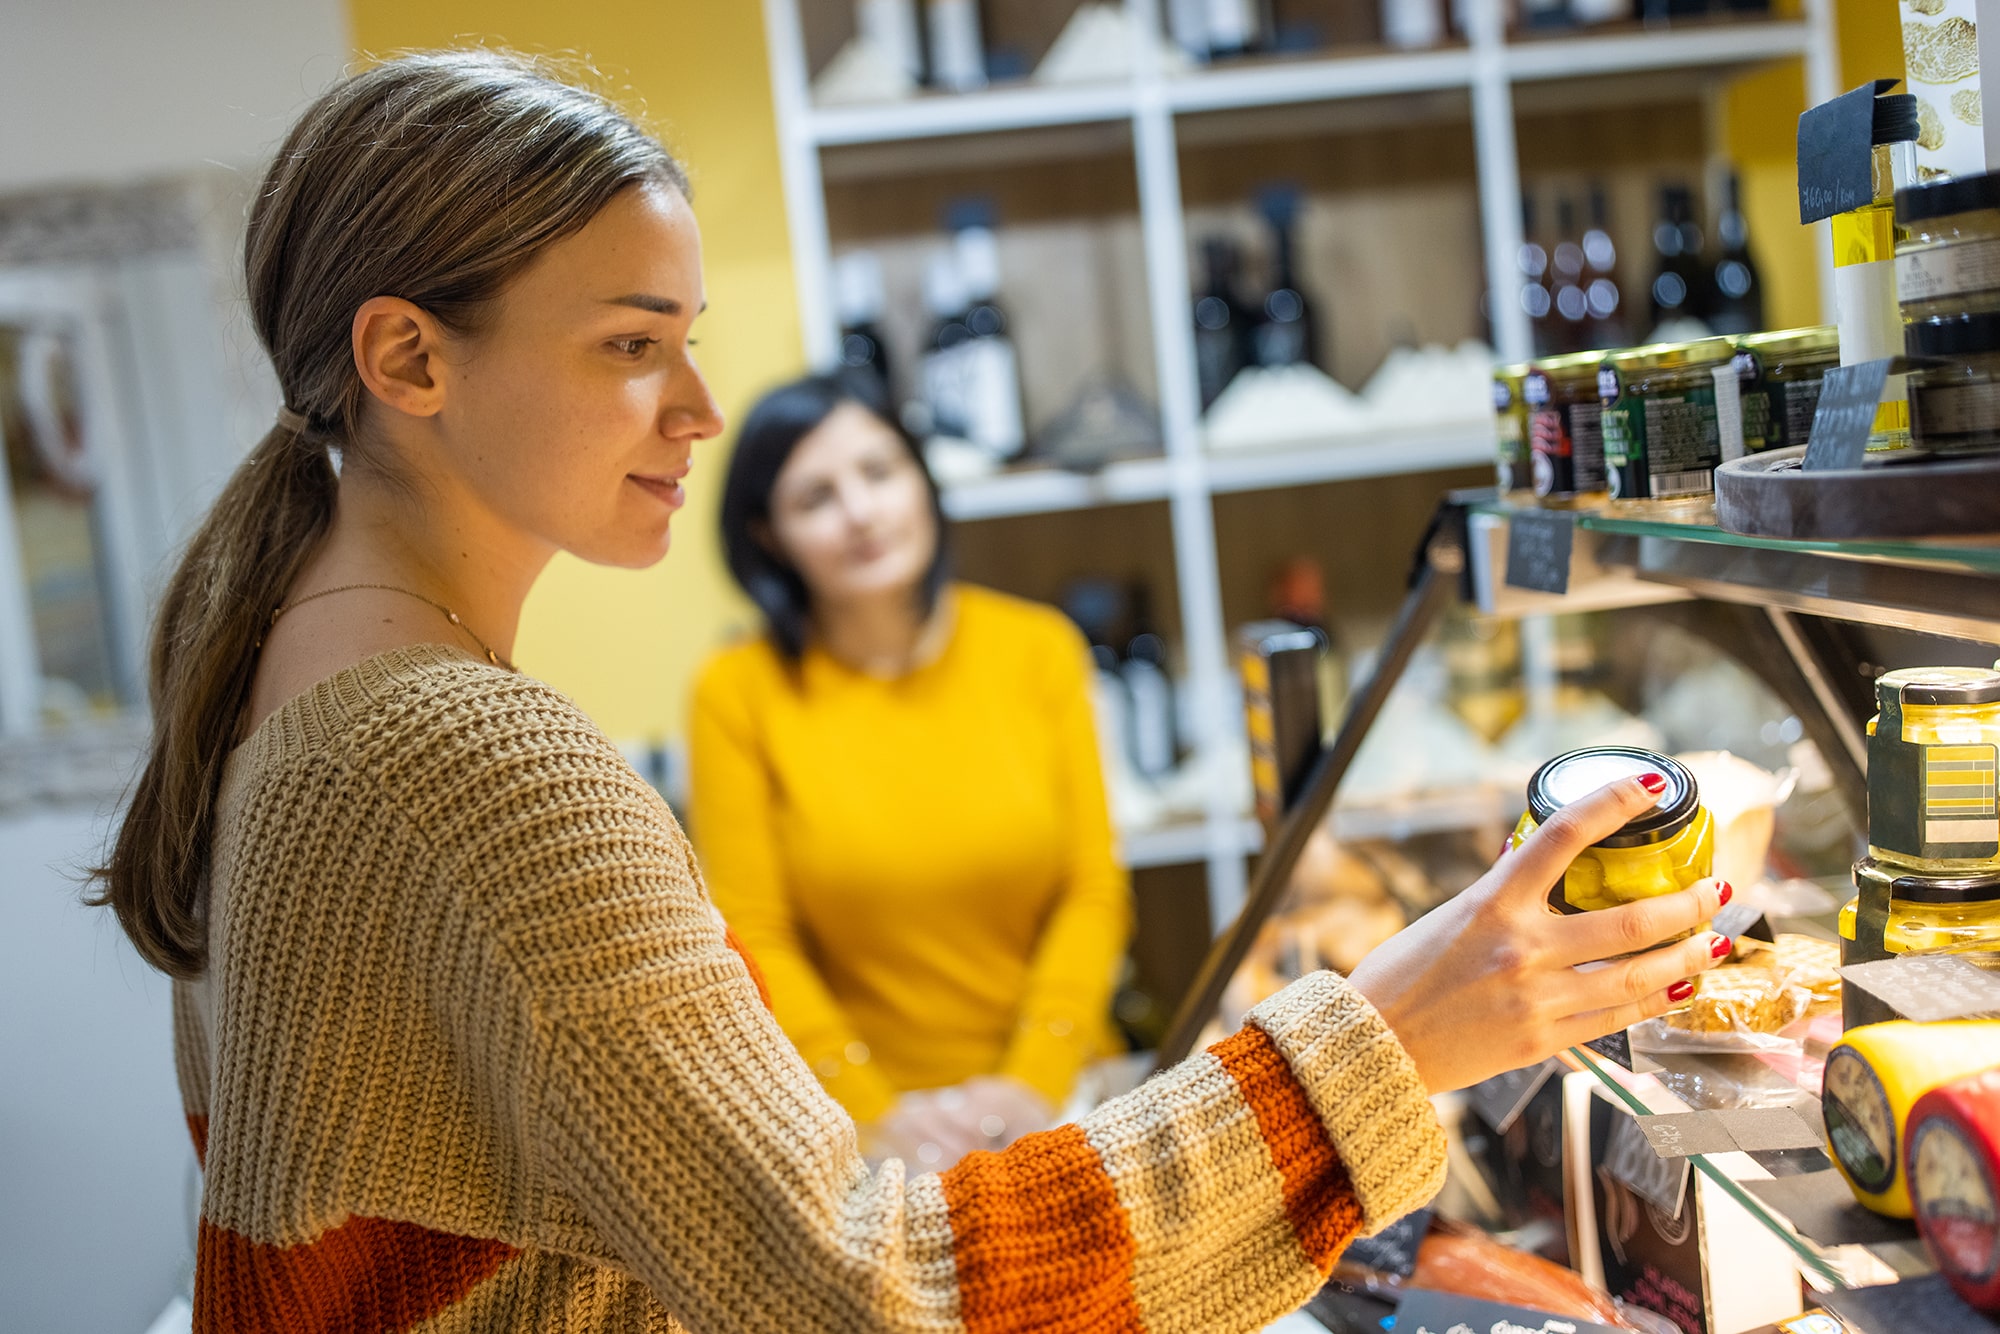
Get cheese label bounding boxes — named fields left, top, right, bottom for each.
left=1825, top=1045, right=1897, bottom=1194
left=1912, top=1117, right=2000, bottom=1284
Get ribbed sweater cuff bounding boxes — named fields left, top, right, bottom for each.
left=1244, top=971, right=1447, bottom=1236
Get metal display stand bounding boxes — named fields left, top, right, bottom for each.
left=1156, top=488, right=2000, bottom=1068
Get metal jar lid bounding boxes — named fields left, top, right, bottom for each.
left=1735, top=325, right=1840, bottom=361
left=1526, top=746, right=1701, bottom=848
left=1604, top=337, right=1738, bottom=375
left=1876, top=665, right=2000, bottom=707
left=1896, top=169, right=2000, bottom=226
left=1855, top=855, right=2000, bottom=905
left=1906, top=310, right=2000, bottom=358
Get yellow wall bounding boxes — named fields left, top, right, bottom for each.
left=347, top=0, right=800, bottom=745
left=1727, top=0, right=1907, bottom=330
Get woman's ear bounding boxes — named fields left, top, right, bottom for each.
left=749, top=517, right=780, bottom=559
left=351, top=296, right=447, bottom=422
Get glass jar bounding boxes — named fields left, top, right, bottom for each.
left=1896, top=170, right=2000, bottom=325
left=1599, top=338, right=1735, bottom=510
left=1524, top=351, right=1610, bottom=505
left=1841, top=858, right=2000, bottom=961
left=1493, top=362, right=1532, bottom=494
left=1512, top=747, right=1713, bottom=943
left=1731, top=326, right=1840, bottom=455
left=1907, top=311, right=2000, bottom=458
left=1867, top=667, right=2000, bottom=875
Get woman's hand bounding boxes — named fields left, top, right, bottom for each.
left=1347, top=772, right=1732, bottom=1094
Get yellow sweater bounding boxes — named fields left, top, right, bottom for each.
left=170, top=643, right=1447, bottom=1330
left=689, top=584, right=1133, bottom=1122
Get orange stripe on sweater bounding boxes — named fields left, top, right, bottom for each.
left=724, top=924, right=773, bottom=1010
left=194, top=1215, right=517, bottom=1332
left=941, top=1123, right=1145, bottom=1334
left=187, top=1114, right=208, bottom=1170
left=1211, top=1025, right=1365, bottom=1273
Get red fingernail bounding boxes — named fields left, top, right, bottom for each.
left=1711, top=935, right=1733, bottom=959
left=1500, top=836, right=1514, bottom=859
left=1668, top=980, right=1695, bottom=1003
left=1639, top=772, right=1667, bottom=795
left=1717, top=881, right=1734, bottom=907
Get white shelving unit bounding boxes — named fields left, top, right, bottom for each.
left=761, top=0, right=1840, bottom=926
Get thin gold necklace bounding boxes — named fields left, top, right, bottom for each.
left=267, top=583, right=517, bottom=671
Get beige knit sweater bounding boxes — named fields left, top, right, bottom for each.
left=172, top=644, right=1445, bottom=1331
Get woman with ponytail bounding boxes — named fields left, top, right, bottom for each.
left=100, top=50, right=1731, bottom=1331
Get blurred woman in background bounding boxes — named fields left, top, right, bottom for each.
left=691, top=373, right=1131, bottom=1168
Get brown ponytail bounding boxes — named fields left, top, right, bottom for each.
left=93, top=51, right=687, bottom=978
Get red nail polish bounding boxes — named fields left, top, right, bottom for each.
left=1711, top=935, right=1733, bottom=959
left=1717, top=881, right=1734, bottom=907
left=1638, top=772, right=1667, bottom=795
left=1668, top=980, right=1695, bottom=1003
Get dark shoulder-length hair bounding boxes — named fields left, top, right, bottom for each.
left=719, top=371, right=952, bottom=660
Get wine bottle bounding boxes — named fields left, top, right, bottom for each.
left=920, top=252, right=971, bottom=441
left=925, top=0, right=987, bottom=92
left=1580, top=183, right=1627, bottom=350
left=1550, top=196, right=1589, bottom=352
left=1647, top=184, right=1706, bottom=334
left=1702, top=168, right=1765, bottom=336
left=1517, top=194, right=1555, bottom=356
left=1251, top=185, right=1321, bottom=370
left=834, top=251, right=893, bottom=393
left=952, top=224, right=1027, bottom=460
left=1194, top=237, right=1255, bottom=410
left=1122, top=585, right=1178, bottom=780
left=1166, top=0, right=1213, bottom=61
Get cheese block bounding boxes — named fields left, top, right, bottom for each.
left=1824, top=1020, right=2000, bottom=1217
left=1908, top=1067, right=2000, bottom=1311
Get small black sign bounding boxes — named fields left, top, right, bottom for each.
left=1841, top=954, right=2000, bottom=1023
left=1820, top=1273, right=1999, bottom=1334
left=1393, top=1288, right=1625, bottom=1334
left=1341, top=1206, right=1429, bottom=1279
left=1585, top=1028, right=1632, bottom=1070
left=1803, top=359, right=1893, bottom=472
left=1468, top=1060, right=1560, bottom=1135
left=1505, top=509, right=1573, bottom=595
left=1798, top=80, right=1900, bottom=225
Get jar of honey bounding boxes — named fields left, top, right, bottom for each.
left=1867, top=667, right=2000, bottom=876
left=1514, top=747, right=1714, bottom=940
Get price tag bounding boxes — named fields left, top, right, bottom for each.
left=1840, top=954, right=2000, bottom=1023
left=1505, top=509, right=1573, bottom=595
left=1797, top=80, right=1900, bottom=224
left=1393, top=1289, right=1626, bottom=1334
left=1469, top=1061, right=1560, bottom=1135
left=1585, top=1028, right=1632, bottom=1070
left=1802, top=359, right=1893, bottom=472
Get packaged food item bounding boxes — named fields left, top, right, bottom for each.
left=1646, top=934, right=1842, bottom=1048
left=1895, top=170, right=2000, bottom=325
left=1494, top=362, right=1532, bottom=494
left=1726, top=327, right=1839, bottom=456
left=1822, top=1018, right=2000, bottom=1217
left=1907, top=1066, right=2000, bottom=1313
left=1524, top=351, right=1610, bottom=504
left=1841, top=858, right=2000, bottom=959
left=1514, top=747, right=1713, bottom=940
left=1599, top=338, right=1734, bottom=508
left=1907, top=310, right=2000, bottom=457
left=1411, top=1223, right=1626, bottom=1327
left=1866, top=667, right=2000, bottom=875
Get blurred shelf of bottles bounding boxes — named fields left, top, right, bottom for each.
left=809, top=0, right=1790, bottom=117
left=1509, top=166, right=1765, bottom=360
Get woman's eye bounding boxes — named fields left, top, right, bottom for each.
left=612, top=337, right=659, bottom=358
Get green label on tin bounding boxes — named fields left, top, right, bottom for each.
left=1601, top=387, right=1719, bottom=500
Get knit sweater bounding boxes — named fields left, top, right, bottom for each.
left=172, top=643, right=1446, bottom=1331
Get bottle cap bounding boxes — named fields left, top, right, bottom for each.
left=1897, top=169, right=2000, bottom=225
left=1907, top=310, right=2000, bottom=357
left=1527, top=746, right=1701, bottom=847
left=923, top=251, right=966, bottom=318
left=1876, top=665, right=2000, bottom=707
left=1874, top=92, right=1920, bottom=146
left=954, top=226, right=1001, bottom=302
left=833, top=251, right=885, bottom=327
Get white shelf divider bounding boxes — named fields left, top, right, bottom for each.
left=761, top=0, right=1838, bottom=928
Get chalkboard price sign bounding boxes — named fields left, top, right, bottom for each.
left=1802, top=359, right=1893, bottom=472
left=1505, top=509, right=1574, bottom=595
left=1797, top=80, right=1899, bottom=225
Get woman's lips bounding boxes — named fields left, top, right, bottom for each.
left=630, top=472, right=686, bottom=509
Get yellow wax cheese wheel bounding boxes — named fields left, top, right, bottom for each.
left=1825, top=1020, right=2000, bottom=1217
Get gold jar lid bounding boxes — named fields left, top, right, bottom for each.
left=1495, top=361, right=1532, bottom=380
left=1605, top=337, right=1737, bottom=373
left=1525, top=350, right=1608, bottom=390
left=1735, top=325, right=1840, bottom=360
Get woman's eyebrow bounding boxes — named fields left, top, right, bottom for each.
left=602, top=293, right=706, bottom=316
